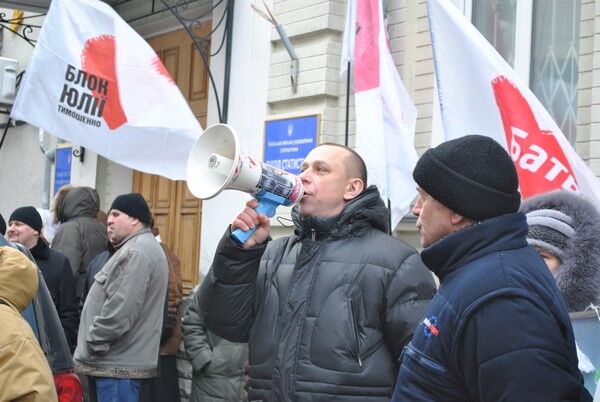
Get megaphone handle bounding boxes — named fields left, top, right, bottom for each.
left=231, top=198, right=279, bottom=245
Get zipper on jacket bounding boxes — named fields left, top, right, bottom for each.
left=348, top=298, right=362, bottom=367
left=311, top=228, right=316, bottom=240
left=404, top=343, right=446, bottom=374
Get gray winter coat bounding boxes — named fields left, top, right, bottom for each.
left=200, top=186, right=436, bottom=401
left=52, top=186, right=108, bottom=299
left=73, top=228, right=168, bottom=378
left=183, top=286, right=248, bottom=402
left=520, top=190, right=600, bottom=312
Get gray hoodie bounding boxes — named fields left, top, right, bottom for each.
left=52, top=186, right=108, bottom=299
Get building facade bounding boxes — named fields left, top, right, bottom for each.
left=0, top=0, right=597, bottom=289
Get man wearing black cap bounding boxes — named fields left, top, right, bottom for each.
left=391, top=135, right=591, bottom=401
left=6, top=206, right=78, bottom=350
left=73, top=193, right=168, bottom=402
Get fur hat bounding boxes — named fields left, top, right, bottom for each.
left=110, top=193, right=151, bottom=225
left=413, top=135, right=521, bottom=221
left=520, top=190, right=600, bottom=312
left=9, top=206, right=43, bottom=233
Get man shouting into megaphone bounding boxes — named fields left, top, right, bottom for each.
left=187, top=143, right=435, bottom=401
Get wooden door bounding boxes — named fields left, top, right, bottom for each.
left=134, top=25, right=210, bottom=294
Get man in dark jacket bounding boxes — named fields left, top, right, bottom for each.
left=392, top=135, right=591, bottom=401
left=52, top=186, right=108, bottom=302
left=198, top=143, right=436, bottom=401
left=6, top=206, right=78, bottom=350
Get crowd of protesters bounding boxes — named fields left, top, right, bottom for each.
left=1, top=135, right=600, bottom=402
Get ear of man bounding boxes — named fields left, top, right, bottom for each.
left=343, top=178, right=365, bottom=201
left=451, top=211, right=475, bottom=228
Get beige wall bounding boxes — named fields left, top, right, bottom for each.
left=577, top=0, right=600, bottom=176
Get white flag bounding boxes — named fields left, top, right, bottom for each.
left=340, top=0, right=356, bottom=75
left=428, top=0, right=600, bottom=203
left=352, top=0, right=419, bottom=228
left=11, top=0, right=202, bottom=180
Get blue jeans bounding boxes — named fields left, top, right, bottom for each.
left=94, top=378, right=142, bottom=402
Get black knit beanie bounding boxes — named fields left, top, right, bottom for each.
left=110, top=193, right=151, bottom=225
left=413, top=135, right=521, bottom=221
left=9, top=206, right=43, bottom=233
left=0, top=213, right=5, bottom=235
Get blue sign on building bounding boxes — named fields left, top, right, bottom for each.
left=54, top=147, right=72, bottom=194
left=264, top=115, right=319, bottom=175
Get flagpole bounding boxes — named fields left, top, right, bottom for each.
left=387, top=199, right=392, bottom=235
left=344, top=60, right=350, bottom=146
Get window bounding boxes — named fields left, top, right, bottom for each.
left=472, top=0, right=517, bottom=67
left=471, top=0, right=581, bottom=143
left=529, top=0, right=580, bottom=144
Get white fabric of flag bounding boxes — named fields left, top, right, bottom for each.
left=11, top=0, right=202, bottom=180
left=340, top=0, right=356, bottom=76
left=428, top=0, right=600, bottom=203
left=349, top=0, right=419, bottom=228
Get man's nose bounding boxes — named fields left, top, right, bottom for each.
left=411, top=200, right=422, bottom=217
left=298, top=170, right=310, bottom=182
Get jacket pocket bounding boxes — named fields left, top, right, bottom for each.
left=347, top=297, right=362, bottom=367
left=310, top=284, right=375, bottom=373
left=403, top=343, right=447, bottom=375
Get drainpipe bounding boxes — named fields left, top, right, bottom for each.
left=38, top=129, right=56, bottom=209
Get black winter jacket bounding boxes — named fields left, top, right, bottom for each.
left=201, top=186, right=436, bottom=401
left=392, top=213, right=591, bottom=402
left=30, top=239, right=79, bottom=351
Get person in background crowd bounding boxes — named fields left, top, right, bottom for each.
left=143, top=220, right=183, bottom=402
left=198, top=143, right=436, bottom=401
left=52, top=185, right=108, bottom=302
left=520, top=190, right=600, bottom=312
left=74, top=193, right=168, bottom=402
left=7, top=206, right=78, bottom=350
left=0, top=213, right=5, bottom=236
left=393, top=135, right=591, bottom=401
left=37, top=207, right=59, bottom=244
left=0, top=246, right=58, bottom=401
left=183, top=282, right=249, bottom=402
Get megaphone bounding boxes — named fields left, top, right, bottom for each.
left=187, top=123, right=304, bottom=244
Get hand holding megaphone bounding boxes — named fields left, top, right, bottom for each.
left=231, top=199, right=271, bottom=247
left=187, top=124, right=304, bottom=245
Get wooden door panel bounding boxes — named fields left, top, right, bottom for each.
left=174, top=202, right=201, bottom=293
left=155, top=177, right=176, bottom=209
left=162, top=48, right=180, bottom=83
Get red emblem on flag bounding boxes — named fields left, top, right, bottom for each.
left=492, top=75, right=578, bottom=198
left=81, top=35, right=128, bottom=130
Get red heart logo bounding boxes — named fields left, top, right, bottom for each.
left=81, top=35, right=127, bottom=130
left=492, top=75, right=578, bottom=198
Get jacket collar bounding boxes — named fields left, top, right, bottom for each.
left=113, top=227, right=152, bottom=250
left=291, top=186, right=389, bottom=241
left=421, top=213, right=528, bottom=281
left=30, top=238, right=50, bottom=260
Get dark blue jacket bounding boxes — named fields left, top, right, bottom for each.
left=30, top=239, right=78, bottom=351
left=393, top=213, right=591, bottom=402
